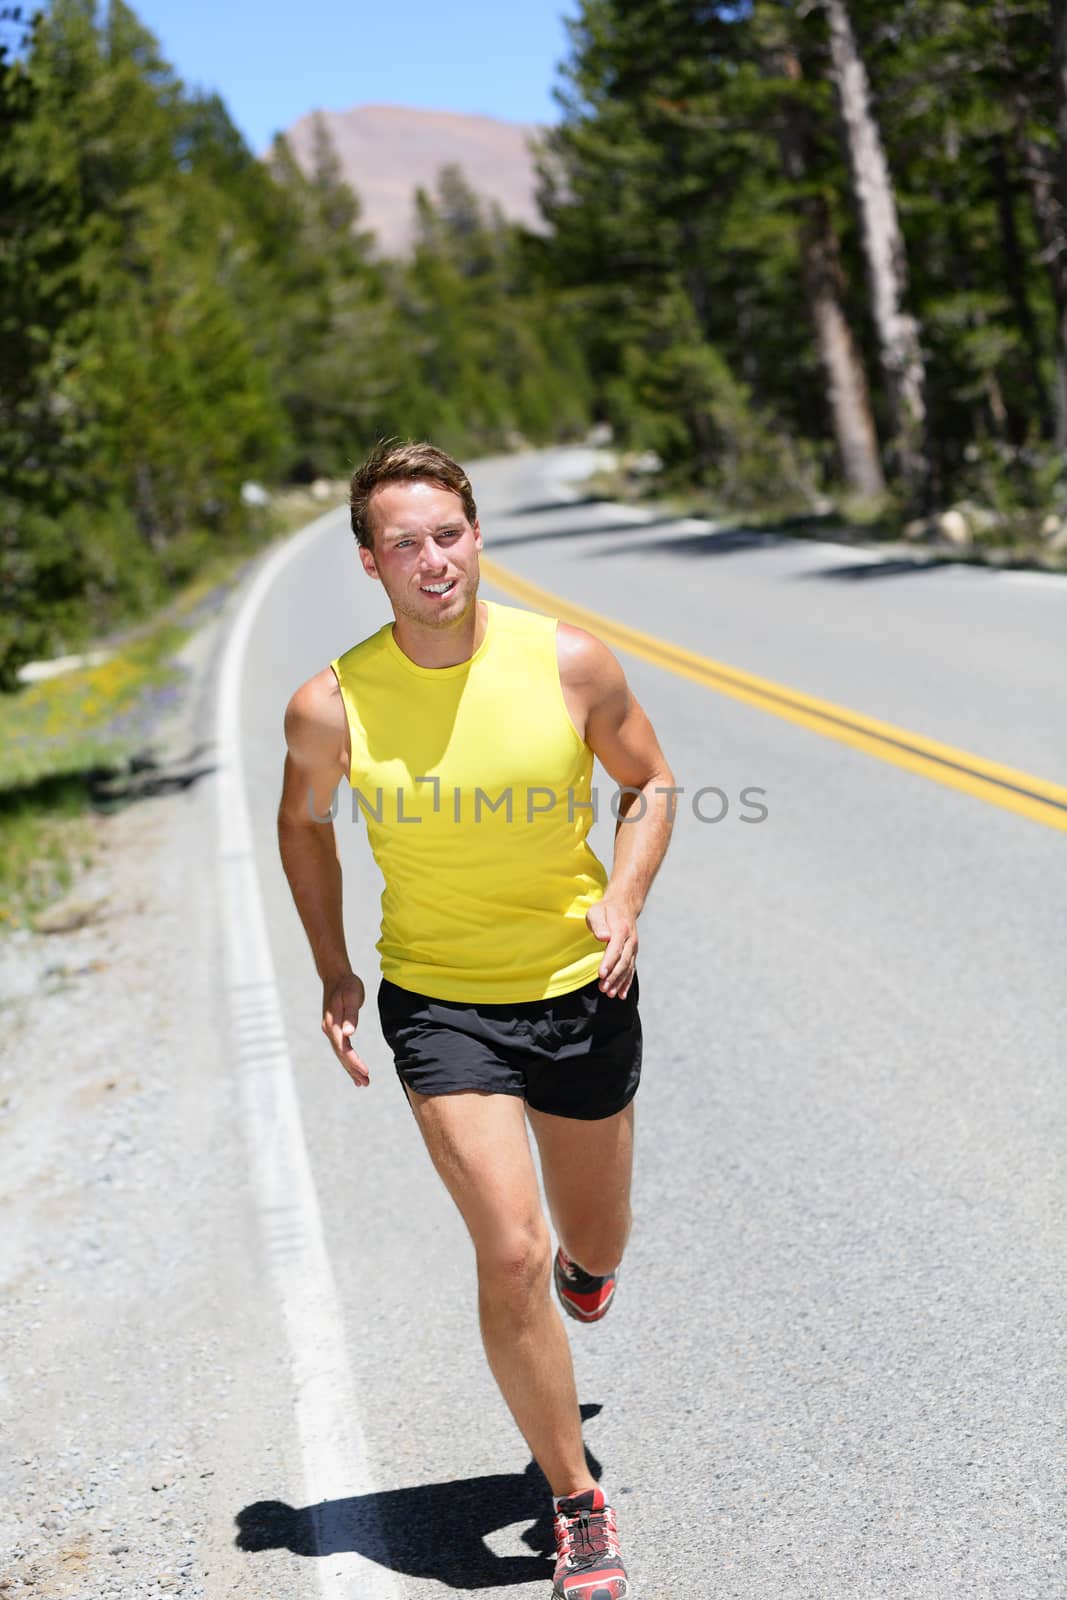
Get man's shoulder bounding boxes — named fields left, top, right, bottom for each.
left=488, top=603, right=615, bottom=691
left=555, top=619, right=616, bottom=684
left=332, top=621, right=393, bottom=680
left=284, top=666, right=348, bottom=768
left=488, top=599, right=558, bottom=637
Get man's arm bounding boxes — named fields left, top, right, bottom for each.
left=278, top=668, right=370, bottom=1087
left=557, top=623, right=676, bottom=1000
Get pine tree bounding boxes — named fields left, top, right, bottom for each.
left=266, top=122, right=414, bottom=474
left=398, top=165, right=591, bottom=454
left=1, top=0, right=289, bottom=682
left=540, top=1, right=831, bottom=497
left=832, top=0, right=1057, bottom=494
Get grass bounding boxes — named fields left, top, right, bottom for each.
left=0, top=487, right=342, bottom=931
left=0, top=780, right=101, bottom=930
left=2, top=624, right=190, bottom=788
left=0, top=622, right=192, bottom=930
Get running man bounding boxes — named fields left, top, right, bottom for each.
left=278, top=441, right=675, bottom=1598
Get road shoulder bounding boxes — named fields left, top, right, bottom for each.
left=0, top=605, right=308, bottom=1599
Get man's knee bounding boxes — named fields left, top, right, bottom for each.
left=477, top=1219, right=552, bottom=1311
left=565, top=1204, right=632, bottom=1277
left=571, top=1242, right=624, bottom=1277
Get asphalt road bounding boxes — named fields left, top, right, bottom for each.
left=235, top=447, right=1065, bottom=1600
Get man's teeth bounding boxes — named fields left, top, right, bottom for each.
left=422, top=580, right=455, bottom=593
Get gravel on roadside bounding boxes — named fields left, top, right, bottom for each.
left=0, top=596, right=311, bottom=1600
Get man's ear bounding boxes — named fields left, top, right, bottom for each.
left=473, top=519, right=483, bottom=552
left=358, top=544, right=379, bottom=580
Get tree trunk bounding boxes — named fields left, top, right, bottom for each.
left=1046, top=0, right=1067, bottom=445
left=777, top=48, right=884, bottom=497
left=822, top=0, right=929, bottom=499
left=801, top=210, right=886, bottom=495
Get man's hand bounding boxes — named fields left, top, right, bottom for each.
left=586, top=896, right=638, bottom=999
left=322, top=973, right=370, bottom=1086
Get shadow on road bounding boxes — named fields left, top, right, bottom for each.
left=0, top=742, right=217, bottom=819
left=86, top=743, right=217, bottom=805
left=0, top=744, right=217, bottom=820
left=796, top=555, right=958, bottom=581
left=584, top=521, right=960, bottom=573
left=498, top=496, right=611, bottom=517
left=235, top=1404, right=606, bottom=1590
left=586, top=524, right=795, bottom=560
left=488, top=515, right=682, bottom=551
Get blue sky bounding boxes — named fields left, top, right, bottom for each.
left=131, top=0, right=576, bottom=152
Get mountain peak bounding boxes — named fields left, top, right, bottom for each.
left=280, top=104, right=544, bottom=255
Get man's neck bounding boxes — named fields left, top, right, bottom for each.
left=391, top=599, right=488, bottom=669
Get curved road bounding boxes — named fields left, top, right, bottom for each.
left=232, top=448, right=1065, bottom=1600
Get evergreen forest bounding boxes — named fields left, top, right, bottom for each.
left=2, top=0, right=1065, bottom=687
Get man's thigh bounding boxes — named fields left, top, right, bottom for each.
left=526, top=1100, right=635, bottom=1253
left=405, top=1087, right=547, bottom=1263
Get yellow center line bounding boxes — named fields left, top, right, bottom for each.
left=480, top=555, right=1067, bottom=835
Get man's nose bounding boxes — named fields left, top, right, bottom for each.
left=420, top=539, right=448, bottom=569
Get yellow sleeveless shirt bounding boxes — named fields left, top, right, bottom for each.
left=330, top=600, right=608, bottom=1002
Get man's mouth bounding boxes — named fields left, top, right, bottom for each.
left=420, top=579, right=456, bottom=596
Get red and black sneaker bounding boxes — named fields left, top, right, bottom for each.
left=552, top=1486, right=629, bottom=1599
left=554, top=1247, right=617, bottom=1323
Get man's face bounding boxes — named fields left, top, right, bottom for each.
left=359, top=479, right=482, bottom=630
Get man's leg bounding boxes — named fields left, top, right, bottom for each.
left=526, top=1101, right=635, bottom=1277
left=405, top=1085, right=594, bottom=1497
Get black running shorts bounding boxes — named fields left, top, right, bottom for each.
left=377, top=974, right=642, bottom=1121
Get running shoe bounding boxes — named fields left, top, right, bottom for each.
left=552, top=1486, right=629, bottom=1599
left=554, top=1246, right=617, bottom=1323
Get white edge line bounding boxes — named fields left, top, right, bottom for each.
left=215, top=508, right=402, bottom=1600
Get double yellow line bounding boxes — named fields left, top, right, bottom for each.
left=480, top=556, right=1067, bottom=835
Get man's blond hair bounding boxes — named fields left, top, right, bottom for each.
left=349, top=440, right=478, bottom=549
